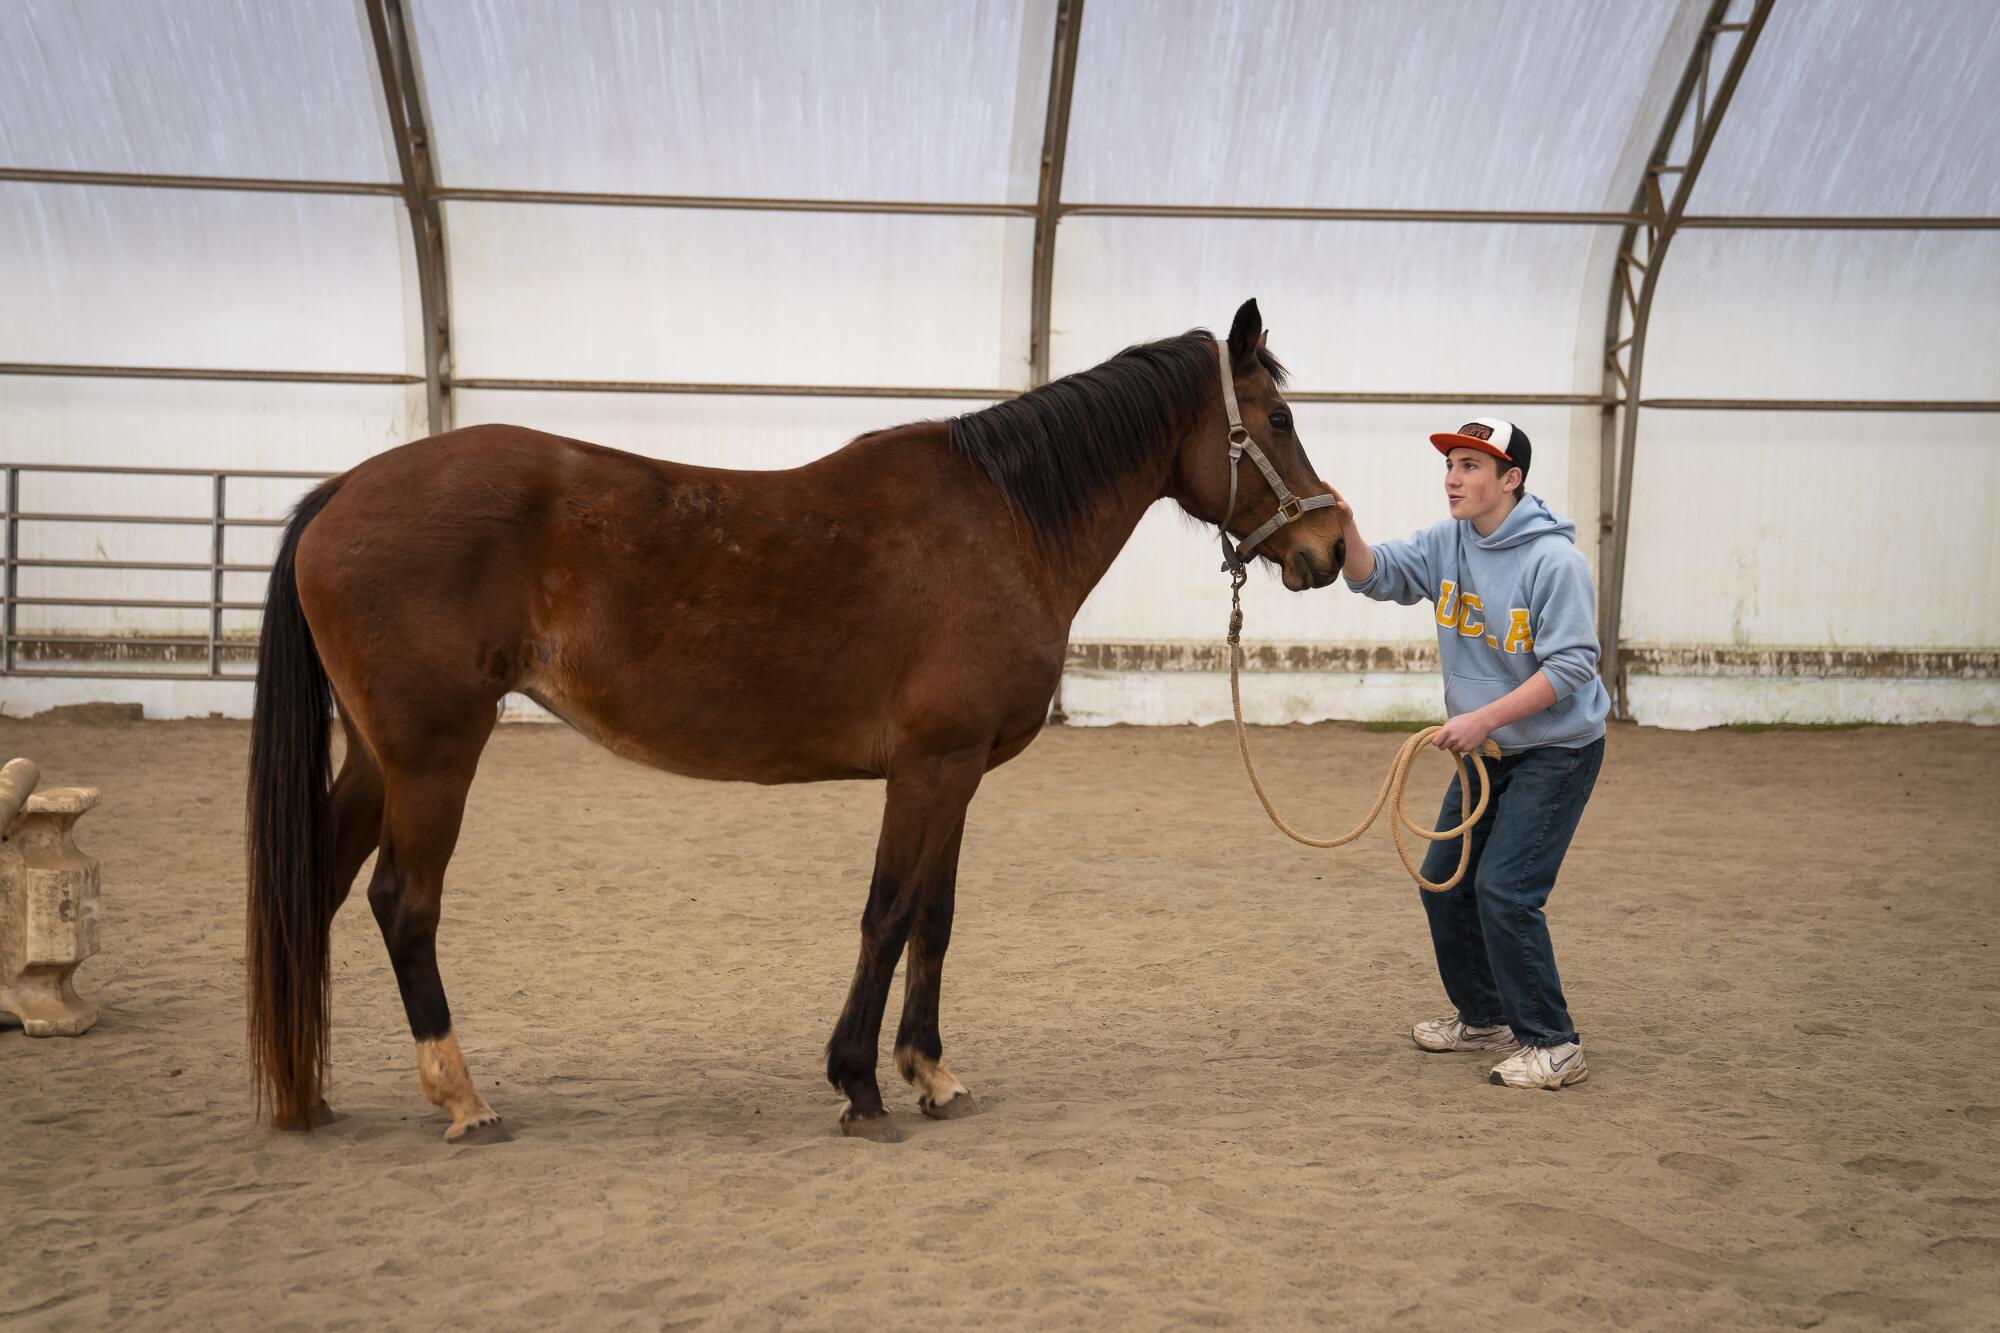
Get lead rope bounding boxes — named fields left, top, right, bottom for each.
left=1225, top=575, right=1501, bottom=893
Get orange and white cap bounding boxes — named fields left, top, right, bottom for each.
left=1430, top=417, right=1531, bottom=475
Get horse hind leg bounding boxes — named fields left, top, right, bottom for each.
left=290, top=710, right=384, bottom=1129
left=329, top=704, right=384, bottom=911
left=368, top=740, right=508, bottom=1146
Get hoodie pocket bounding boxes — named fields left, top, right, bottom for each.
left=1446, top=670, right=1558, bottom=749
left=1443, top=671, right=1511, bottom=720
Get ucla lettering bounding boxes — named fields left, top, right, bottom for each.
left=1504, top=609, right=1534, bottom=654
left=1456, top=593, right=1485, bottom=638
left=1436, top=578, right=1536, bottom=655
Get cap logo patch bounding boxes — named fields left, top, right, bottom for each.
left=1459, top=422, right=1493, bottom=441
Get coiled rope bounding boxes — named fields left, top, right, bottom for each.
left=1225, top=579, right=1500, bottom=893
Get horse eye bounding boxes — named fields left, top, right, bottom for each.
left=1269, top=411, right=1292, bottom=433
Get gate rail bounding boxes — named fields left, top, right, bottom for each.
left=0, top=463, right=331, bottom=681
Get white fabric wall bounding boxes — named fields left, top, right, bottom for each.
left=446, top=205, right=1031, bottom=391
left=1614, top=0, right=2000, bottom=727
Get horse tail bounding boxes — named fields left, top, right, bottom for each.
left=245, top=478, right=343, bottom=1129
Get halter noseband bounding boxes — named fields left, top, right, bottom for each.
left=1214, top=339, right=1336, bottom=586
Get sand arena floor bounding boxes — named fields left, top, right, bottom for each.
left=2, top=714, right=1996, bottom=1330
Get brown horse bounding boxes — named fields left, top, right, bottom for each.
left=246, top=299, right=1345, bottom=1143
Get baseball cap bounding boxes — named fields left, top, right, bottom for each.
left=1430, top=417, right=1531, bottom=480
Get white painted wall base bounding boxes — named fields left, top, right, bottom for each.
left=1626, top=675, right=2000, bottom=729
left=1059, top=670, right=1448, bottom=728
left=0, top=679, right=564, bottom=725
left=0, top=677, right=253, bottom=722
left=3, top=673, right=1993, bottom=731
left=1056, top=670, right=1999, bottom=730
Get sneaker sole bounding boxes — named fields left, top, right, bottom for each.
left=1488, top=1066, right=1588, bottom=1090
left=1414, top=1035, right=1523, bottom=1054
left=1419, top=1044, right=1525, bottom=1054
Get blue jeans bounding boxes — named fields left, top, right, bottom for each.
left=1417, top=737, right=1604, bottom=1048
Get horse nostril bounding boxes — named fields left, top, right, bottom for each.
left=1332, top=538, right=1347, bottom=572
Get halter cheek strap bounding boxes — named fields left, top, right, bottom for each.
left=1214, top=339, right=1337, bottom=582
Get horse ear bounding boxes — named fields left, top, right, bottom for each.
left=1227, top=299, right=1263, bottom=367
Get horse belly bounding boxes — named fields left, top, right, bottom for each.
left=518, top=659, right=882, bottom=785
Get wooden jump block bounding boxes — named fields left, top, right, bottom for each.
left=0, top=758, right=103, bottom=1037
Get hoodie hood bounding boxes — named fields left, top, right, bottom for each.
left=1473, top=492, right=1573, bottom=550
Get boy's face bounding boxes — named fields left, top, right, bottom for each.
left=1444, top=447, right=1519, bottom=522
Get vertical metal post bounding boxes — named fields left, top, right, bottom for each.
left=209, top=474, right=226, bottom=678
left=1598, top=0, right=1772, bottom=715
left=1033, top=0, right=1085, bottom=724
left=365, top=0, right=454, bottom=437
left=2, top=467, right=16, bottom=674
left=1028, top=0, right=1085, bottom=388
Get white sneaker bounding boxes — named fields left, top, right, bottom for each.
left=1489, top=1041, right=1587, bottom=1090
left=1411, top=1015, right=1523, bottom=1053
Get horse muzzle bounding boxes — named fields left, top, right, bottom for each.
left=1284, top=541, right=1343, bottom=592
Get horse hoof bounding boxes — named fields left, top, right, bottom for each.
left=920, top=1092, right=980, bottom=1122
left=274, top=1099, right=340, bottom=1132
left=839, top=1111, right=902, bottom=1144
left=447, top=1117, right=512, bottom=1147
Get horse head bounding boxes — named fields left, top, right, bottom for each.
left=1171, top=299, right=1346, bottom=591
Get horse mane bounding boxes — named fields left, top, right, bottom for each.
left=945, top=330, right=1288, bottom=551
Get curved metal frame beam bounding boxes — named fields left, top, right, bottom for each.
left=363, top=0, right=453, bottom=436
left=1598, top=0, right=1774, bottom=717
left=1028, top=0, right=1085, bottom=387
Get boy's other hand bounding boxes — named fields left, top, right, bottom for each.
left=1432, top=712, right=1495, bottom=754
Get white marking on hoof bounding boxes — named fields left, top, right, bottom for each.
left=896, top=1049, right=971, bottom=1115
left=445, top=1113, right=510, bottom=1146
left=417, top=1031, right=502, bottom=1141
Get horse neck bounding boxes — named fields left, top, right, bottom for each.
left=1037, top=426, right=1191, bottom=622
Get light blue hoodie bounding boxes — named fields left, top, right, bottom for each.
left=1346, top=493, right=1610, bottom=753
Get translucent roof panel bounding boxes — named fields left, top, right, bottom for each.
left=1065, top=0, right=1680, bottom=210
left=1620, top=412, right=1999, bottom=649
left=1645, top=231, right=2000, bottom=400
left=0, top=185, right=413, bottom=372
left=0, top=0, right=394, bottom=180
left=1050, top=218, right=1611, bottom=393
left=413, top=0, right=1055, bottom=202
left=1689, top=0, right=2000, bottom=216
left=447, top=204, right=1031, bottom=388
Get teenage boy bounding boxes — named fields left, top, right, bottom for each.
left=1332, top=419, right=1610, bottom=1089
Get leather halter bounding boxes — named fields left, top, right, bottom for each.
left=1214, top=339, right=1337, bottom=585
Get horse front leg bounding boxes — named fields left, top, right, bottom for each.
left=825, top=753, right=983, bottom=1142
left=894, top=817, right=976, bottom=1120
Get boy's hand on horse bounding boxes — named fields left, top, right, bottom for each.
left=1322, top=481, right=1355, bottom=530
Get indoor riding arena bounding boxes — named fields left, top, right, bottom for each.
left=3, top=4, right=1996, bottom=1331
